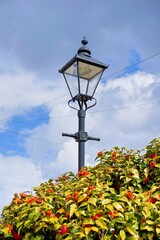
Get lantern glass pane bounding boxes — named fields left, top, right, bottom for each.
left=65, top=61, right=103, bottom=80
left=64, top=62, right=78, bottom=77
left=79, top=77, right=89, bottom=95
left=78, top=61, right=103, bottom=79
left=86, top=71, right=102, bottom=97
left=64, top=73, right=79, bottom=98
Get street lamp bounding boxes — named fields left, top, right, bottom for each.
left=59, top=38, right=108, bottom=171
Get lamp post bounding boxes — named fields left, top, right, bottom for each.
left=59, top=38, right=108, bottom=171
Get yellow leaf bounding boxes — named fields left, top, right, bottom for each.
left=130, top=168, right=139, bottom=179
left=77, top=194, right=88, bottom=203
left=84, top=226, right=91, bottom=235
left=16, top=221, right=23, bottom=228
left=64, top=236, right=73, bottom=240
left=142, top=207, right=151, bottom=218
left=91, top=226, right=99, bottom=232
left=79, top=201, right=88, bottom=208
left=119, top=196, right=129, bottom=202
left=156, top=228, right=160, bottom=234
left=24, top=220, right=31, bottom=227
left=1, top=227, right=11, bottom=234
left=95, top=219, right=108, bottom=230
left=126, top=177, right=131, bottom=182
left=24, top=232, right=33, bottom=240
left=113, top=202, right=124, bottom=212
left=35, top=223, right=43, bottom=233
left=110, top=188, right=116, bottom=194
left=106, top=204, right=114, bottom=211
left=57, top=207, right=65, bottom=214
left=54, top=222, right=61, bottom=231
left=74, top=232, right=86, bottom=238
left=88, top=197, right=97, bottom=206
left=120, top=229, right=126, bottom=240
left=102, top=199, right=112, bottom=205
left=83, top=219, right=94, bottom=225
left=146, top=220, right=154, bottom=225
left=48, top=217, right=58, bottom=223
left=155, top=163, right=160, bottom=168
left=75, top=210, right=80, bottom=218
left=140, top=225, right=154, bottom=231
left=127, top=227, right=137, bottom=236
left=69, top=203, right=77, bottom=218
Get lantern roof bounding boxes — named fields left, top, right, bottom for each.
left=59, top=38, right=108, bottom=74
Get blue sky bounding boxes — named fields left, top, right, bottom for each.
left=0, top=0, right=160, bottom=212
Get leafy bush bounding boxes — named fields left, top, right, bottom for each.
left=0, top=138, right=160, bottom=240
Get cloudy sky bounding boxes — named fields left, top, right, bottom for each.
left=0, top=0, right=160, bottom=212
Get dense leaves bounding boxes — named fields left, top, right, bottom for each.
left=0, top=138, right=160, bottom=239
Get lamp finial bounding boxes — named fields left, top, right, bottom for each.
left=78, top=37, right=91, bottom=56
left=81, top=37, right=88, bottom=46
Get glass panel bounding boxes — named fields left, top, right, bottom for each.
left=65, top=62, right=78, bottom=77
left=65, top=61, right=103, bottom=80
left=64, top=73, right=78, bottom=98
left=78, top=62, right=103, bottom=80
left=79, top=77, right=89, bottom=95
left=87, top=71, right=102, bottom=97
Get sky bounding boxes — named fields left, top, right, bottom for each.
left=0, top=0, right=160, bottom=212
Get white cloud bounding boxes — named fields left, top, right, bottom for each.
left=0, top=70, right=69, bottom=128
left=95, top=71, right=160, bottom=148
left=0, top=154, right=45, bottom=212
left=106, top=71, right=155, bottom=102
left=50, top=139, right=78, bottom=176
left=22, top=71, right=160, bottom=171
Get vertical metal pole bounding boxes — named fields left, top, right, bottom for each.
left=78, top=108, right=86, bottom=171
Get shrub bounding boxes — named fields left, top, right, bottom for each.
left=0, top=138, right=160, bottom=239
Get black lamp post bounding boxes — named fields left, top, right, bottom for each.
left=59, top=38, right=108, bottom=171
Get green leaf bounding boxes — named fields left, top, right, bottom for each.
left=87, top=204, right=95, bottom=212
left=16, top=221, right=23, bottom=228
left=35, top=234, right=45, bottom=240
